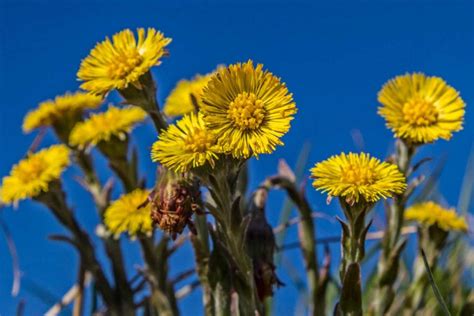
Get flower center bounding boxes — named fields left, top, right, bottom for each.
left=402, top=96, right=438, bottom=126
left=18, top=157, right=46, bottom=183
left=340, top=165, right=377, bottom=186
left=227, top=92, right=265, bottom=130
left=184, top=129, right=214, bottom=153
left=108, top=50, right=143, bottom=80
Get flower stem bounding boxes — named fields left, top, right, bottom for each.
left=119, top=72, right=168, bottom=134
left=263, top=176, right=324, bottom=315
left=35, top=185, right=117, bottom=312
left=205, top=165, right=261, bottom=315
left=372, top=140, right=416, bottom=315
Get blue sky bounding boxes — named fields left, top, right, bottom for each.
left=1, top=0, right=473, bottom=314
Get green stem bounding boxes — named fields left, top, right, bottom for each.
left=139, top=237, right=177, bottom=316
left=119, top=71, right=168, bottom=134
left=338, top=207, right=368, bottom=316
left=190, top=214, right=214, bottom=315
left=266, top=177, right=322, bottom=315
left=36, top=187, right=117, bottom=312
left=73, top=149, right=135, bottom=313
left=372, top=140, right=416, bottom=315
left=207, top=169, right=260, bottom=315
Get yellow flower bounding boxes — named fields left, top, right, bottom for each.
left=200, top=60, right=297, bottom=158
left=163, top=73, right=213, bottom=117
left=104, top=189, right=153, bottom=238
left=310, top=152, right=406, bottom=204
left=23, top=92, right=103, bottom=133
left=405, top=201, right=468, bottom=232
left=0, top=145, right=70, bottom=205
left=151, top=112, right=220, bottom=173
left=378, top=73, right=465, bottom=144
left=78, top=28, right=172, bottom=95
left=69, top=106, right=147, bottom=148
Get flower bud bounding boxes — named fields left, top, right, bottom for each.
left=150, top=168, right=201, bottom=239
left=245, top=188, right=283, bottom=301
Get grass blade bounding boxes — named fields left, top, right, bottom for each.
left=420, top=248, right=452, bottom=316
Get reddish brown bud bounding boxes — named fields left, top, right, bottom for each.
left=150, top=168, right=201, bottom=239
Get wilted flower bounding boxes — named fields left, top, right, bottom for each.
left=150, top=169, right=201, bottom=239
left=0, top=145, right=70, bottom=205
left=245, top=188, right=283, bottom=301
left=200, top=60, right=297, bottom=158
left=378, top=73, right=465, bottom=144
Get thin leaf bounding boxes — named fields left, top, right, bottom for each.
left=420, top=248, right=452, bottom=316
left=0, top=218, right=21, bottom=296
left=457, top=144, right=474, bottom=215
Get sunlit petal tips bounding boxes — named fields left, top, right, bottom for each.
left=0, top=145, right=71, bottom=205
left=200, top=60, right=297, bottom=158
left=405, top=201, right=468, bottom=232
left=78, top=28, right=172, bottom=95
left=310, top=152, right=406, bottom=204
left=151, top=112, right=220, bottom=173
left=378, top=73, right=465, bottom=144
left=163, top=72, right=214, bottom=118
left=69, top=106, right=147, bottom=148
left=23, top=92, right=103, bottom=133
left=104, top=189, right=153, bottom=238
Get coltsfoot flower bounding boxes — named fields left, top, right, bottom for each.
left=310, top=152, right=406, bottom=204
left=163, top=72, right=214, bottom=117
left=104, top=189, right=153, bottom=238
left=23, top=92, right=103, bottom=133
left=78, top=28, right=172, bottom=95
left=69, top=105, right=147, bottom=148
left=378, top=73, right=465, bottom=144
left=200, top=60, right=297, bottom=158
left=151, top=112, right=220, bottom=173
left=405, top=201, right=468, bottom=232
left=0, top=145, right=70, bottom=205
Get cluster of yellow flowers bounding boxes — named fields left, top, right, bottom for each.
left=152, top=60, right=297, bottom=172
left=0, top=27, right=468, bottom=238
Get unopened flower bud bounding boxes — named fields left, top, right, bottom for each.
left=150, top=168, right=201, bottom=239
left=245, top=187, right=284, bottom=301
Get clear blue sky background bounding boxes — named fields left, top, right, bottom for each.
left=1, top=0, right=473, bottom=315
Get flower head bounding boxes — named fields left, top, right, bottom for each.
left=405, top=201, right=468, bottom=232
left=104, top=189, right=153, bottom=238
left=163, top=73, right=213, bottom=117
left=0, top=145, right=70, bottom=205
left=378, top=73, right=465, bottom=144
left=78, top=28, right=172, bottom=95
left=23, top=92, right=103, bottom=133
left=200, top=60, right=297, bottom=158
left=151, top=112, right=220, bottom=172
left=310, top=152, right=406, bottom=204
left=69, top=106, right=147, bottom=148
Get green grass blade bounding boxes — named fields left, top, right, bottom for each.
left=420, top=248, right=452, bottom=316
left=457, top=144, right=474, bottom=215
